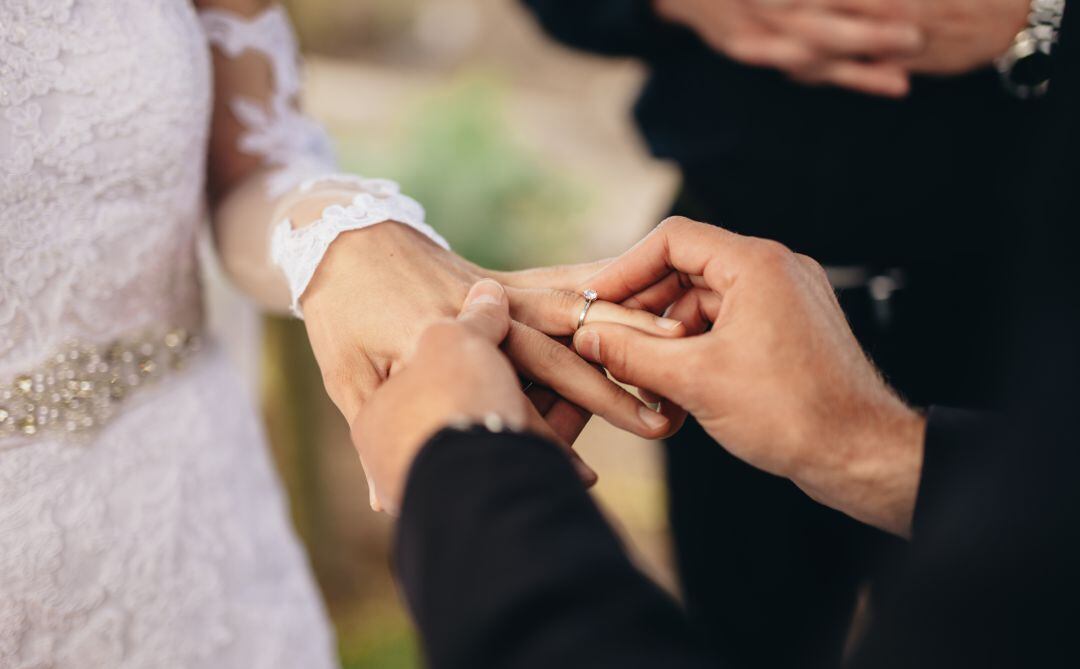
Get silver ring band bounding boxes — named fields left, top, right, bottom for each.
left=577, top=289, right=599, bottom=330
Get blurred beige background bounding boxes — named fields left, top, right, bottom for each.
left=206, top=2, right=682, bottom=666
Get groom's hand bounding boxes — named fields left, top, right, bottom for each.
left=574, top=217, right=926, bottom=537
left=350, top=279, right=598, bottom=516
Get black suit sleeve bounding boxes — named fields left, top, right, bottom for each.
left=394, top=428, right=716, bottom=669
left=520, top=0, right=689, bottom=58
left=849, top=402, right=1080, bottom=667
left=910, top=407, right=1002, bottom=540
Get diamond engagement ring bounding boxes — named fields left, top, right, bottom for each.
left=577, top=289, right=599, bottom=330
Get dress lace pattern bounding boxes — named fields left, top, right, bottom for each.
left=0, top=1, right=338, bottom=666
left=199, top=6, right=337, bottom=197
left=272, top=175, right=450, bottom=317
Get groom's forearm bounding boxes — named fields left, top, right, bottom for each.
left=394, top=428, right=714, bottom=669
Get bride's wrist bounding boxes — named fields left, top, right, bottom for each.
left=270, top=177, right=449, bottom=318
left=299, top=222, right=427, bottom=310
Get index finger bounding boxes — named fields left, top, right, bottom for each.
left=581, top=217, right=748, bottom=304
left=763, top=9, right=923, bottom=58
left=457, top=279, right=512, bottom=345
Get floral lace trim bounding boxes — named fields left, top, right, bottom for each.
left=199, top=5, right=336, bottom=196
left=271, top=175, right=450, bottom=318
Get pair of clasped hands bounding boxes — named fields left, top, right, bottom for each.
left=654, top=0, right=1029, bottom=97
left=302, top=218, right=925, bottom=539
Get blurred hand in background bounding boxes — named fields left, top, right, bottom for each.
left=654, top=0, right=924, bottom=96
left=902, top=0, right=1030, bottom=75
left=655, top=0, right=1031, bottom=96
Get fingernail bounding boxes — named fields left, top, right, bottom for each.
left=369, top=488, right=382, bottom=512
left=638, top=405, right=669, bottom=431
left=465, top=279, right=504, bottom=307
left=657, top=317, right=682, bottom=330
left=575, top=331, right=601, bottom=362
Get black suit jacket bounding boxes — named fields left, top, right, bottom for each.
left=520, top=0, right=1031, bottom=267
left=393, top=9, right=1080, bottom=666
left=395, top=407, right=1079, bottom=668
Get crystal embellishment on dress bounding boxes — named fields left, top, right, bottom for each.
left=0, top=329, right=201, bottom=442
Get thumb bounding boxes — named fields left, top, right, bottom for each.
left=573, top=322, right=697, bottom=406
left=457, top=279, right=511, bottom=345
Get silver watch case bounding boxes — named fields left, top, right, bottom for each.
left=995, top=0, right=1065, bottom=100
left=995, top=32, right=1053, bottom=100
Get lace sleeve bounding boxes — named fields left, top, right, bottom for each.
left=196, top=1, right=447, bottom=317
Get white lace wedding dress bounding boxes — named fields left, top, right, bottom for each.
left=0, top=1, right=340, bottom=666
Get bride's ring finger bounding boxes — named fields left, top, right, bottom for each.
left=507, top=287, right=687, bottom=338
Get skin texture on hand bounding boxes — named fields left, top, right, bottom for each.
left=654, top=0, right=924, bottom=97
left=901, top=0, right=1030, bottom=75
left=350, top=280, right=595, bottom=516
left=298, top=221, right=685, bottom=448
left=573, top=217, right=927, bottom=537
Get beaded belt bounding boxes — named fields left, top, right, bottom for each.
left=0, top=329, right=202, bottom=440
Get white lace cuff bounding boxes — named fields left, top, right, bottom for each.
left=271, top=175, right=451, bottom=318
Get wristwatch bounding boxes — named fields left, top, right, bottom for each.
left=995, top=0, right=1067, bottom=99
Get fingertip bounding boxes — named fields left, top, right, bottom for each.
left=877, top=74, right=911, bottom=99
left=571, top=454, right=599, bottom=487
left=463, top=278, right=507, bottom=310
left=573, top=329, right=601, bottom=363
left=637, top=404, right=671, bottom=435
left=656, top=317, right=686, bottom=336
left=658, top=403, right=689, bottom=438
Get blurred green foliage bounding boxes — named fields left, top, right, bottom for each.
left=338, top=606, right=421, bottom=669
left=336, top=75, right=586, bottom=270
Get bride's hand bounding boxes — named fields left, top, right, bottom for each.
left=300, top=221, right=686, bottom=443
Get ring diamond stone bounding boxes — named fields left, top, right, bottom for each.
left=577, top=289, right=599, bottom=330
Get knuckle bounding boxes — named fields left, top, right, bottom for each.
left=534, top=335, right=570, bottom=375
left=795, top=253, right=829, bottom=281
left=553, top=288, right=581, bottom=315
left=748, top=239, right=796, bottom=272
left=658, top=216, right=700, bottom=238
left=654, top=217, right=678, bottom=239
left=600, top=378, right=631, bottom=415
